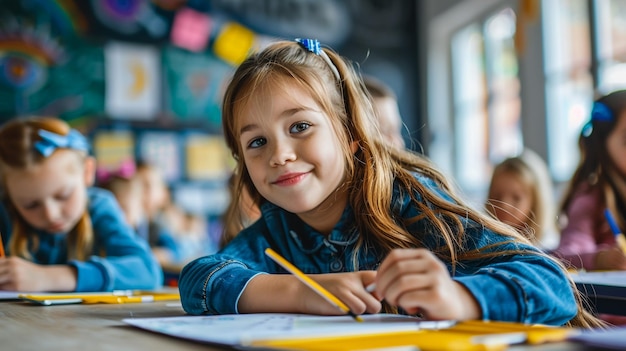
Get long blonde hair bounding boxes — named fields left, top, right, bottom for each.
left=0, top=117, right=93, bottom=261
left=221, top=40, right=602, bottom=328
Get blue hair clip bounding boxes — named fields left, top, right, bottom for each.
left=591, top=101, right=613, bottom=122
left=294, top=38, right=340, bottom=81
left=295, top=38, right=321, bottom=55
left=34, top=129, right=90, bottom=157
left=583, top=102, right=614, bottom=138
left=582, top=122, right=593, bottom=138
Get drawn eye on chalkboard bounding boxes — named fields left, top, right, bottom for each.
left=0, top=23, right=64, bottom=93
left=0, top=54, right=45, bottom=91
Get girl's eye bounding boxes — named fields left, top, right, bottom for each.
left=23, top=202, right=40, bottom=210
left=248, top=137, right=267, bottom=149
left=290, top=122, right=311, bottom=134
left=56, top=191, right=72, bottom=201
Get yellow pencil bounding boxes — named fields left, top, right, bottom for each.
left=264, top=248, right=363, bottom=322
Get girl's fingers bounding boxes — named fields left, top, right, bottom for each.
left=376, top=249, right=436, bottom=296
left=380, top=273, right=435, bottom=306
left=376, top=249, right=425, bottom=276
left=341, top=289, right=382, bottom=315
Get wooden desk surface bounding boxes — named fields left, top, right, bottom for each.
left=0, top=300, right=216, bottom=351
left=0, top=300, right=595, bottom=351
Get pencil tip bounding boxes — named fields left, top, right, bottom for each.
left=348, top=311, right=363, bottom=322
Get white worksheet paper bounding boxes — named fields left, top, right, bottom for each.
left=123, top=313, right=454, bottom=346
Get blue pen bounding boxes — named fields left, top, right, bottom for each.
left=604, top=208, right=626, bottom=254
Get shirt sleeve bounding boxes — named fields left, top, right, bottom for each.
left=179, top=223, right=272, bottom=315
left=70, top=188, right=163, bottom=291
left=455, top=240, right=577, bottom=325
left=407, top=176, right=577, bottom=325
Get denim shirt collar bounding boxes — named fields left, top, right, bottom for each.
left=259, top=201, right=359, bottom=255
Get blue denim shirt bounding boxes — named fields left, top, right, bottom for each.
left=179, top=175, right=577, bottom=325
left=0, top=187, right=163, bottom=291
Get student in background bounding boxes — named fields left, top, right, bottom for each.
left=0, top=117, right=162, bottom=292
left=160, top=202, right=211, bottom=264
left=485, top=148, right=559, bottom=250
left=554, top=90, right=626, bottom=271
left=97, top=159, right=144, bottom=231
left=135, top=161, right=183, bottom=265
left=363, top=75, right=406, bottom=150
left=179, top=39, right=601, bottom=327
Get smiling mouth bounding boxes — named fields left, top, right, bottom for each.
left=272, top=172, right=308, bottom=186
left=47, top=223, right=65, bottom=232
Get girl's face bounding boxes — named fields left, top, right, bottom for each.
left=238, top=83, right=348, bottom=230
left=606, top=110, right=626, bottom=177
left=113, top=181, right=144, bottom=228
left=487, top=170, right=533, bottom=229
left=373, top=96, right=405, bottom=150
left=138, top=168, right=168, bottom=218
left=3, top=150, right=94, bottom=234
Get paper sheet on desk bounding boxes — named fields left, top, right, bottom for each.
left=123, top=313, right=453, bottom=346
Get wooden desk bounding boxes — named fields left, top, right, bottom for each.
left=0, top=301, right=215, bottom=351
left=0, top=300, right=594, bottom=351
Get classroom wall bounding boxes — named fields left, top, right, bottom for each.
left=0, top=0, right=420, bottom=144
left=0, top=0, right=421, bottom=219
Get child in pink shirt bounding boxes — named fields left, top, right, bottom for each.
left=554, top=90, right=626, bottom=271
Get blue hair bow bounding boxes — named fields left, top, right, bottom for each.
left=34, top=129, right=90, bottom=157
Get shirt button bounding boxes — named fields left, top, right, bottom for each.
left=330, top=259, right=343, bottom=272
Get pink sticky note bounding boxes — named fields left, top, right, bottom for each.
left=170, top=8, right=211, bottom=52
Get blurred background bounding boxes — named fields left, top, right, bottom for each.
left=0, top=0, right=624, bottom=254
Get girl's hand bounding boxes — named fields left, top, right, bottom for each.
left=373, top=248, right=481, bottom=321
left=0, top=256, right=46, bottom=291
left=300, top=271, right=381, bottom=316
left=0, top=256, right=77, bottom=291
left=595, top=247, right=626, bottom=270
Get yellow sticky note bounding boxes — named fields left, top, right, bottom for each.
left=186, top=134, right=230, bottom=180
left=213, top=22, right=255, bottom=66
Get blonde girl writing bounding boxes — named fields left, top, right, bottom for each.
left=0, top=117, right=162, bottom=292
left=179, top=39, right=600, bottom=327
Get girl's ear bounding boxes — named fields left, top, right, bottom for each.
left=350, top=140, right=359, bottom=154
left=83, top=156, right=96, bottom=187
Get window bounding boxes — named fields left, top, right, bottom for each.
left=543, top=0, right=592, bottom=182
left=595, top=0, right=626, bottom=93
left=449, top=7, right=521, bottom=200
left=428, top=0, right=626, bottom=204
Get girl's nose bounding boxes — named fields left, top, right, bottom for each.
left=41, top=202, right=60, bottom=223
left=269, top=142, right=296, bottom=166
